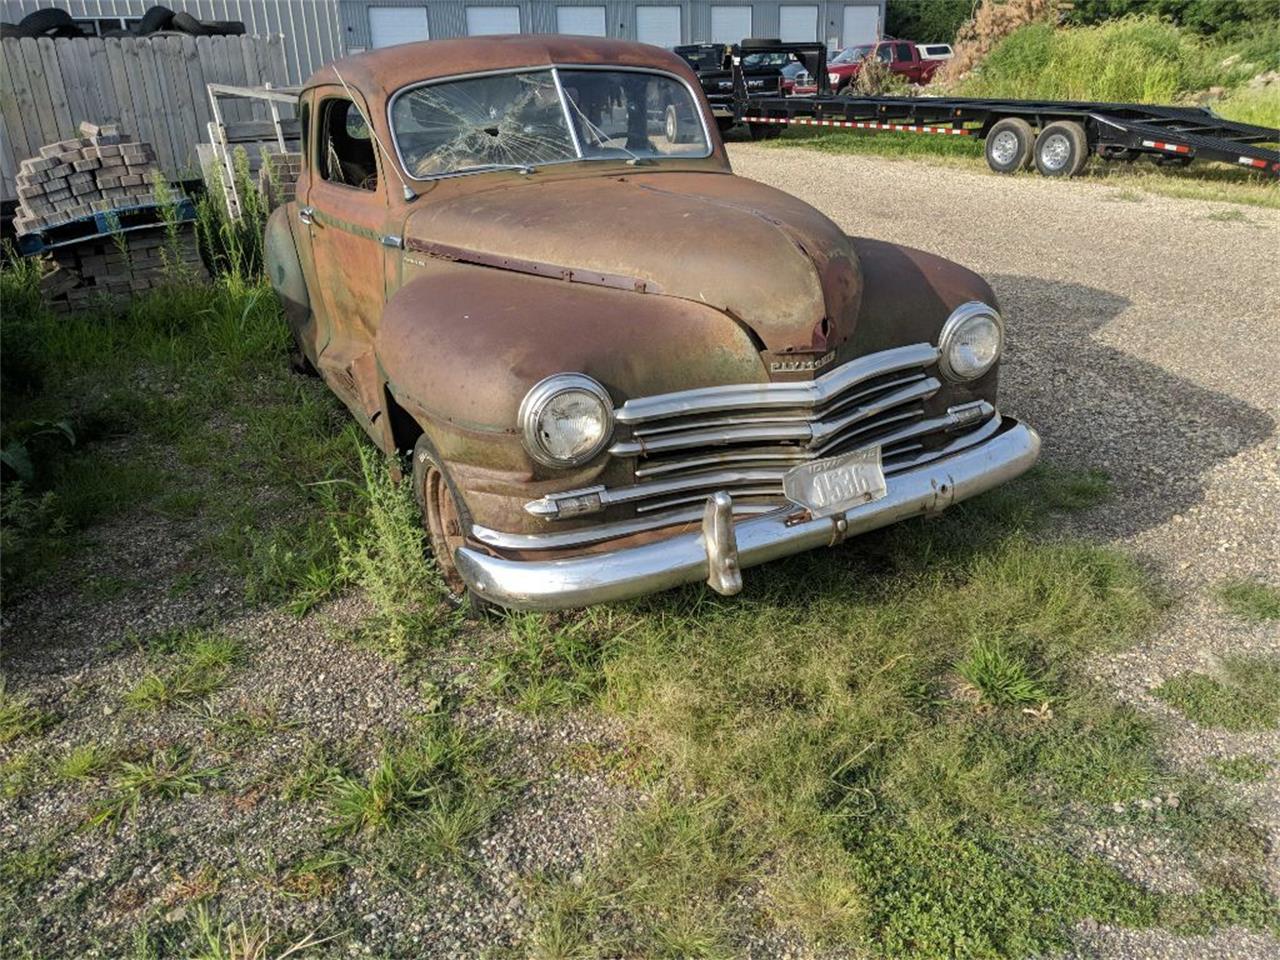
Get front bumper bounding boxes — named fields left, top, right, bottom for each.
left=454, top=418, right=1040, bottom=611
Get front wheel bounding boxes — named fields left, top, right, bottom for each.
left=411, top=434, right=488, bottom=613
left=1034, top=120, right=1089, bottom=177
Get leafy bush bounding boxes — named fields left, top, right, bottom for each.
left=959, top=16, right=1237, bottom=103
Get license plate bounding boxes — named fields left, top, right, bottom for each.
left=782, top=446, right=887, bottom=517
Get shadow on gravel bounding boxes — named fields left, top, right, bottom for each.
left=990, top=274, right=1276, bottom=538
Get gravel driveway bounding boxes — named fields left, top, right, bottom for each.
left=4, top=147, right=1277, bottom=959
left=731, top=143, right=1280, bottom=958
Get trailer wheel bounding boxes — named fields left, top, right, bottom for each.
left=985, top=117, right=1035, bottom=173
left=748, top=122, right=783, bottom=140
left=1034, top=121, right=1089, bottom=177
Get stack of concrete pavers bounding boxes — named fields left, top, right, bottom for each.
left=257, top=146, right=303, bottom=211
left=39, top=230, right=206, bottom=312
left=13, top=122, right=162, bottom=236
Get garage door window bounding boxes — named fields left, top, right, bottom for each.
left=466, top=6, right=520, bottom=35
left=842, top=4, right=879, bottom=48
left=368, top=6, right=429, bottom=48
left=635, top=6, right=681, bottom=47
left=710, top=6, right=751, bottom=45
left=778, top=5, right=817, bottom=43
left=556, top=6, right=606, bottom=36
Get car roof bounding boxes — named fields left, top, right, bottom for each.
left=303, top=35, right=698, bottom=102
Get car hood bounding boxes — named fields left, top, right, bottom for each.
left=401, top=170, right=861, bottom=365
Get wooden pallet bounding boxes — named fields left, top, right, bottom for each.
left=16, top=197, right=197, bottom=255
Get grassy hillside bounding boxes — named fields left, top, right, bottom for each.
left=956, top=16, right=1280, bottom=125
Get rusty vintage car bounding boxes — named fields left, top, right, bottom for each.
left=266, top=35, right=1040, bottom=611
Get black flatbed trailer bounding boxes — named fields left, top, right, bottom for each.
left=727, top=40, right=1280, bottom=178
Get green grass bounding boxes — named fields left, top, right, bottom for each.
left=1154, top=655, right=1280, bottom=731
left=123, top=631, right=241, bottom=712
left=958, top=18, right=1251, bottom=105
left=1, top=256, right=366, bottom=605
left=0, top=678, right=57, bottom=744
left=486, top=612, right=619, bottom=714
left=325, top=718, right=501, bottom=844
left=1209, top=755, right=1271, bottom=784
left=1217, top=578, right=1280, bottom=622
left=335, top=445, right=455, bottom=657
left=518, top=472, right=1278, bottom=956
left=54, top=742, right=116, bottom=782
left=90, top=746, right=221, bottom=830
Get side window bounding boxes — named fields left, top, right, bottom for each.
left=874, top=45, right=892, bottom=63
left=318, top=98, right=378, bottom=191
left=895, top=42, right=913, bottom=62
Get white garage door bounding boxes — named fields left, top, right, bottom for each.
left=842, top=4, right=879, bottom=47
left=466, top=6, right=521, bottom=36
left=635, top=5, right=681, bottom=47
left=556, top=5, right=607, bottom=36
left=778, top=5, right=817, bottom=43
left=368, top=6, right=429, bottom=49
left=710, top=6, right=752, bottom=44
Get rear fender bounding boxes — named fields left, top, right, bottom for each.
left=264, top=204, right=314, bottom=363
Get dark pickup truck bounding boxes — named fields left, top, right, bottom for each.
left=673, top=43, right=790, bottom=139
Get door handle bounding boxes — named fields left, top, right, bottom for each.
left=298, top=206, right=314, bottom=226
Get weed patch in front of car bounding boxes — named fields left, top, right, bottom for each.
left=1209, top=755, right=1271, bottom=784
left=1153, top=655, right=1280, bottom=732
left=520, top=476, right=1275, bottom=956
left=1216, top=578, right=1280, bottom=623
left=122, top=631, right=242, bottom=713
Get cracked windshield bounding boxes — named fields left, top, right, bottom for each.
left=391, top=69, right=708, bottom=177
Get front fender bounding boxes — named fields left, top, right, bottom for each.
left=847, top=238, right=1000, bottom=406
left=376, top=263, right=768, bottom=520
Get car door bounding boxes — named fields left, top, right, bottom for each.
left=893, top=42, right=921, bottom=83
left=300, top=88, right=392, bottom=427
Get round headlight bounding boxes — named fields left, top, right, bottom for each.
left=519, top=374, right=614, bottom=467
left=938, top=302, right=1004, bottom=382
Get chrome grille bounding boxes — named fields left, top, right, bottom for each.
left=525, top=343, right=1000, bottom=522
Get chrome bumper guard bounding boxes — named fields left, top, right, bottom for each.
left=454, top=418, right=1040, bottom=611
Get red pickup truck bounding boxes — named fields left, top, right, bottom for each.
left=827, top=39, right=941, bottom=92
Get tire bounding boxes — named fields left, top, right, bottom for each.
left=170, top=11, right=212, bottom=36
left=411, top=434, right=491, bottom=614
left=748, top=121, right=782, bottom=140
left=137, top=5, right=174, bottom=35
left=0, top=22, right=36, bottom=38
left=18, top=8, right=74, bottom=34
left=102, top=28, right=135, bottom=37
left=203, top=20, right=246, bottom=36
left=664, top=103, right=683, bottom=143
left=715, top=116, right=734, bottom=136
left=984, top=117, right=1034, bottom=174
left=1033, top=120, right=1089, bottom=177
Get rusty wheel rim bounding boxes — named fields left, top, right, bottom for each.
left=423, top=465, right=467, bottom=596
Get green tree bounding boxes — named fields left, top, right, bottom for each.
left=885, top=0, right=977, bottom=42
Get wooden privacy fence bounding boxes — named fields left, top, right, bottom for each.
left=0, top=34, right=295, bottom=202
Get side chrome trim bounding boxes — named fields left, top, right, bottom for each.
left=614, top=342, right=940, bottom=424
left=455, top=419, right=1041, bottom=610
